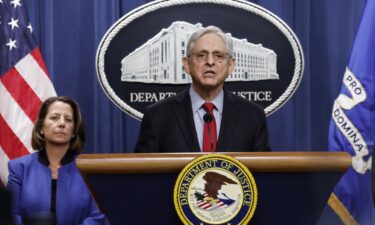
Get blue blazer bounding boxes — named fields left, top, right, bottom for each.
left=7, top=151, right=107, bottom=225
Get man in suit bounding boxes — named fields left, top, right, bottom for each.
left=135, top=25, right=270, bottom=153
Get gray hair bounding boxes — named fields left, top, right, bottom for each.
left=186, top=25, right=233, bottom=58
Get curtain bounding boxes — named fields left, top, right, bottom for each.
left=23, top=0, right=365, bottom=153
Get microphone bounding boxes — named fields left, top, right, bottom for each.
left=203, top=113, right=213, bottom=123
left=203, top=113, right=214, bottom=152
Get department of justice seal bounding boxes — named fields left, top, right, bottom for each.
left=96, top=0, right=304, bottom=120
left=174, top=154, right=257, bottom=225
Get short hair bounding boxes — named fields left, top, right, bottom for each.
left=31, top=96, right=85, bottom=153
left=186, top=25, right=233, bottom=58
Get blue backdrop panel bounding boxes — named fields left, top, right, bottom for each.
left=20, top=1, right=367, bottom=224
left=24, top=0, right=365, bottom=153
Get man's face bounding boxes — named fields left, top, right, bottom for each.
left=183, top=33, right=235, bottom=93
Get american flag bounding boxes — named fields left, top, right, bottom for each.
left=0, top=0, right=56, bottom=185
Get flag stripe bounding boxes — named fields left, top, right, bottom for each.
left=1, top=68, right=42, bottom=122
left=198, top=201, right=211, bottom=208
left=0, top=80, right=34, bottom=153
left=15, top=50, right=56, bottom=100
left=0, top=147, right=10, bottom=185
left=30, top=48, right=49, bottom=76
left=0, top=115, right=30, bottom=160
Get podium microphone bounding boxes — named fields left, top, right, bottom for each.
left=203, top=113, right=214, bottom=152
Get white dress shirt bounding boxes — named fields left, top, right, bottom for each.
left=189, top=86, right=223, bottom=151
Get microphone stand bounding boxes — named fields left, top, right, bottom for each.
left=203, top=113, right=214, bottom=152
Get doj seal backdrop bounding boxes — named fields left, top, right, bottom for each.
left=96, top=0, right=304, bottom=120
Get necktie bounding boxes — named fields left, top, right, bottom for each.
left=202, top=103, right=217, bottom=152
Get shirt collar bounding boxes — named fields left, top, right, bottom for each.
left=38, top=148, right=76, bottom=167
left=189, top=85, right=224, bottom=113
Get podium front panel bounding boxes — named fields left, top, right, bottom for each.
left=77, top=152, right=351, bottom=225
left=88, top=172, right=341, bottom=225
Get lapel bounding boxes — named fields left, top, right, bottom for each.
left=34, top=153, right=52, bottom=210
left=217, top=88, right=238, bottom=152
left=172, top=88, right=200, bottom=152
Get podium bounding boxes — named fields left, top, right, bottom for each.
left=76, top=152, right=351, bottom=225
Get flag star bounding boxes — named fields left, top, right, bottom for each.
left=6, top=39, right=17, bottom=50
left=0, top=0, right=3, bottom=4
left=10, top=0, right=22, bottom=8
left=8, top=17, right=19, bottom=30
left=27, top=23, right=33, bottom=33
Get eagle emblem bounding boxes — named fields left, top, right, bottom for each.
left=174, top=154, right=257, bottom=225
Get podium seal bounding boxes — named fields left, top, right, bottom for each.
left=174, top=154, right=257, bottom=225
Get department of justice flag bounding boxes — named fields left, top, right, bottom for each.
left=328, top=0, right=375, bottom=224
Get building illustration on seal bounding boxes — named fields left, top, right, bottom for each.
left=121, top=21, right=279, bottom=84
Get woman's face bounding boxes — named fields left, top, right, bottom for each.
left=41, top=101, right=75, bottom=148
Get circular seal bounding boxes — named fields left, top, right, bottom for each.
left=174, top=154, right=257, bottom=225
left=96, top=0, right=304, bottom=120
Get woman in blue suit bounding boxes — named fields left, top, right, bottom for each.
left=7, top=96, right=107, bottom=225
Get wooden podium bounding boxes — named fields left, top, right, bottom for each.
left=77, top=152, right=351, bottom=225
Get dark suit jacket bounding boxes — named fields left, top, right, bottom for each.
left=135, top=87, right=270, bottom=153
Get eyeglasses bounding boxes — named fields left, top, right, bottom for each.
left=189, top=51, right=229, bottom=63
